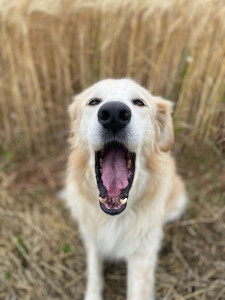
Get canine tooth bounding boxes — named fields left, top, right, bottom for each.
left=99, top=197, right=106, bottom=203
left=120, top=198, right=127, bottom=204
left=127, top=159, right=131, bottom=168
left=100, top=158, right=103, bottom=167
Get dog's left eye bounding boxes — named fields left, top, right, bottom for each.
left=132, top=99, right=146, bottom=107
left=88, top=98, right=102, bottom=106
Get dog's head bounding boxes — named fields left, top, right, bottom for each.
left=69, top=79, right=174, bottom=216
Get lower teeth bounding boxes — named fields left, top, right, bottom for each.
left=99, top=197, right=128, bottom=206
left=99, top=197, right=106, bottom=203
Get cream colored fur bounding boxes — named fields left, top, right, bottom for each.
left=64, top=79, right=187, bottom=300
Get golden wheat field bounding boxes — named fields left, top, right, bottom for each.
left=0, top=0, right=225, bottom=157
left=0, top=0, right=225, bottom=299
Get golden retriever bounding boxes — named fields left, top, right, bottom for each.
left=64, top=79, right=187, bottom=300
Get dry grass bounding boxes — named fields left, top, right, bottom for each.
left=0, top=0, right=225, bottom=159
left=0, top=147, right=224, bottom=300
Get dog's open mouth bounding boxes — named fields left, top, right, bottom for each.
left=95, top=143, right=136, bottom=216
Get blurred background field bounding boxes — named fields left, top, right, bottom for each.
left=0, top=0, right=225, bottom=158
left=0, top=0, right=225, bottom=299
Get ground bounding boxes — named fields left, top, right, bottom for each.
left=0, top=146, right=224, bottom=300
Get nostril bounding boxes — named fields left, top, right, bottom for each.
left=119, top=109, right=131, bottom=121
left=99, top=110, right=110, bottom=121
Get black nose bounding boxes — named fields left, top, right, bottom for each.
left=98, top=101, right=131, bottom=132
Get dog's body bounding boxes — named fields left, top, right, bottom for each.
left=65, top=79, right=187, bottom=300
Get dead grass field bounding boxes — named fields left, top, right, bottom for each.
left=0, top=0, right=225, bottom=299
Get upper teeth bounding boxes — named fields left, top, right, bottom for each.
left=120, top=198, right=127, bottom=204
left=100, top=158, right=103, bottom=167
left=127, top=159, right=131, bottom=168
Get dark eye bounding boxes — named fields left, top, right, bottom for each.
left=132, top=99, right=146, bottom=107
left=88, top=98, right=102, bottom=106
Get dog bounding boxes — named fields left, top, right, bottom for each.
left=64, top=79, right=187, bottom=300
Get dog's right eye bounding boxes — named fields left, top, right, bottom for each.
left=132, top=98, right=146, bottom=107
left=88, top=98, right=102, bottom=106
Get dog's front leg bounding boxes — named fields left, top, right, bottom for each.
left=84, top=240, right=104, bottom=300
left=127, top=243, right=160, bottom=300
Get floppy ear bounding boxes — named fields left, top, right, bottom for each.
left=155, top=97, right=174, bottom=152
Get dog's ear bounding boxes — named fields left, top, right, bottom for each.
left=155, top=97, right=174, bottom=152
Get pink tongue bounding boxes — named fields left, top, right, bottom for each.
left=101, top=147, right=128, bottom=197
